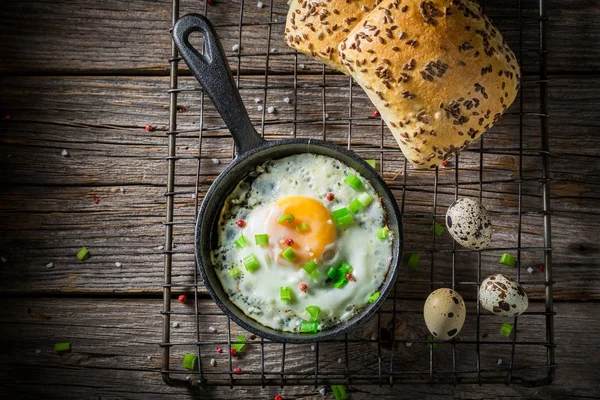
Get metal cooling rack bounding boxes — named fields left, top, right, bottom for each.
left=161, top=0, right=555, bottom=388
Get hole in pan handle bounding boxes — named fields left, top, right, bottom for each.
left=172, top=13, right=264, bottom=156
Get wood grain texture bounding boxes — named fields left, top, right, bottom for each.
left=0, top=75, right=598, bottom=299
left=0, top=0, right=598, bottom=74
left=0, top=298, right=598, bottom=398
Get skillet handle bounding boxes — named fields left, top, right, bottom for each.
left=172, top=14, right=264, bottom=155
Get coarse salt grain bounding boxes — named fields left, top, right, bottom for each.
left=310, top=345, right=315, bottom=352
left=267, top=106, right=275, bottom=114
left=319, top=387, right=326, bottom=396
left=211, top=158, right=220, bottom=164
left=283, top=97, right=290, bottom=104
left=299, top=63, right=305, bottom=69
left=119, top=186, right=125, bottom=194
left=208, top=326, right=216, bottom=332
left=46, top=262, right=54, bottom=269
left=158, top=245, right=164, bottom=250
left=257, top=1, right=264, bottom=8
left=324, top=113, right=329, bottom=120
left=147, top=356, right=152, bottom=360
left=115, top=262, right=122, bottom=268
left=191, top=193, right=197, bottom=199
left=497, top=359, right=503, bottom=365
left=210, top=358, right=216, bottom=366
left=0, top=257, right=6, bottom=263
left=61, top=149, right=69, bottom=157
left=36, top=349, right=42, bottom=354
left=326, top=219, right=332, bottom=225
left=232, top=44, right=240, bottom=52
left=270, top=48, right=277, bottom=53
left=257, top=105, right=264, bottom=112
left=405, top=342, right=413, bottom=347
left=337, top=358, right=342, bottom=364
left=527, top=266, right=534, bottom=274
left=172, top=321, right=179, bottom=328
left=254, top=97, right=262, bottom=103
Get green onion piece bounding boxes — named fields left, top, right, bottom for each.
left=338, top=261, right=353, bottom=276
left=357, top=192, right=373, bottom=207
left=296, top=222, right=310, bottom=232
left=500, top=253, right=517, bottom=267
left=365, top=159, right=377, bottom=168
left=331, top=385, right=349, bottom=400
left=54, top=342, right=71, bottom=353
left=426, top=335, right=440, bottom=350
left=277, top=213, right=295, bottom=224
left=430, top=222, right=445, bottom=237
left=407, top=253, right=420, bottom=270
left=280, top=286, right=292, bottom=302
left=305, top=305, right=321, bottom=321
left=300, top=321, right=319, bottom=333
left=500, top=322, right=514, bottom=338
left=282, top=247, right=297, bottom=262
left=302, top=260, right=318, bottom=275
left=344, top=174, right=363, bottom=191
left=332, top=207, right=353, bottom=225
left=334, top=278, right=349, bottom=288
left=348, top=198, right=363, bottom=213
left=368, top=291, right=381, bottom=303
left=229, top=267, right=242, bottom=278
left=377, top=227, right=389, bottom=240
left=310, top=269, right=321, bottom=283
left=232, top=335, right=246, bottom=351
left=76, top=247, right=90, bottom=261
left=243, top=253, right=260, bottom=272
left=234, top=235, right=248, bottom=248
left=183, top=353, right=198, bottom=370
left=326, top=266, right=340, bottom=280
left=255, top=234, right=269, bottom=246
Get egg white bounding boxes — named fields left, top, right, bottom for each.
left=211, top=154, right=393, bottom=333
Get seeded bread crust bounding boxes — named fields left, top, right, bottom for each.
left=284, top=0, right=381, bottom=73
left=338, top=0, right=520, bottom=168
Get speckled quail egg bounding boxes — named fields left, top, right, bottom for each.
left=446, top=198, right=492, bottom=250
left=423, top=288, right=466, bottom=340
left=479, top=274, right=528, bottom=316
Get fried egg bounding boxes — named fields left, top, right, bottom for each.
left=211, top=154, right=393, bottom=333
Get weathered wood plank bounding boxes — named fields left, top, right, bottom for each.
left=0, top=298, right=597, bottom=398
left=0, top=0, right=597, bottom=74
left=1, top=74, right=598, bottom=298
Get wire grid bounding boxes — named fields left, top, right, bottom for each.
left=161, top=0, right=555, bottom=388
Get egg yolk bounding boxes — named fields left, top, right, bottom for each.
left=270, top=196, right=336, bottom=263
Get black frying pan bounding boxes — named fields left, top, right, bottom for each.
left=173, top=14, right=403, bottom=343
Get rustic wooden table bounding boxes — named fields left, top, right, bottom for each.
left=1, top=0, right=599, bottom=398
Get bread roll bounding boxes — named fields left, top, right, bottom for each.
left=284, top=0, right=381, bottom=72
left=338, top=0, right=520, bottom=168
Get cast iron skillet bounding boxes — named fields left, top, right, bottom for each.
left=173, top=14, right=403, bottom=343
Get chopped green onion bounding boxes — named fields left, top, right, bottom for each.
left=407, top=253, right=420, bottom=270
left=282, top=247, right=297, bottom=262
left=183, top=353, right=198, bottom=370
left=338, top=261, right=353, bottom=276
left=310, top=269, right=321, bottom=282
left=76, top=247, right=90, bottom=261
left=368, top=291, right=381, bottom=303
left=377, top=227, right=389, bottom=240
left=232, top=335, right=246, bottom=351
left=302, top=260, right=318, bottom=275
left=300, top=321, right=319, bottom=333
left=255, top=234, right=269, bottom=246
left=430, top=222, right=445, bottom=237
left=234, top=235, right=248, bottom=248
left=332, top=207, right=353, bottom=225
left=344, top=174, right=363, bottom=191
left=54, top=342, right=71, bottom=353
left=426, top=335, right=440, bottom=350
left=500, top=322, right=514, bottom=337
left=326, top=266, right=340, bottom=280
left=305, top=305, right=321, bottom=321
left=280, top=286, right=292, bottom=302
left=243, top=253, right=260, bottom=272
left=229, top=267, right=242, bottom=278
left=296, top=222, right=310, bottom=232
left=357, top=192, right=373, bottom=207
left=331, top=385, right=348, bottom=400
left=500, top=253, right=517, bottom=267
left=348, top=198, right=363, bottom=213
left=334, top=278, right=349, bottom=288
left=277, top=213, right=295, bottom=224
left=365, top=159, right=377, bottom=168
